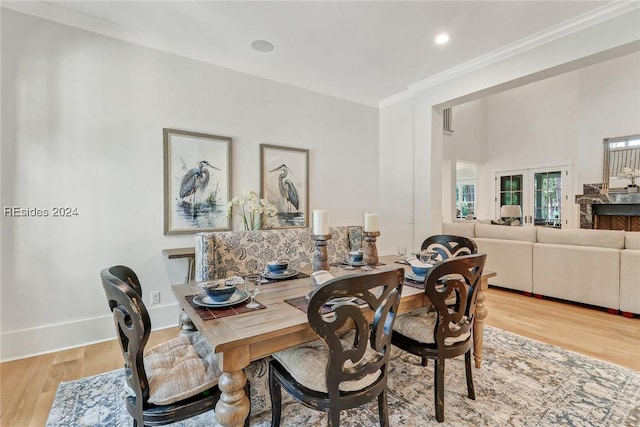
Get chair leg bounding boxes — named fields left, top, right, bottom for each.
left=378, top=389, right=390, bottom=427
left=327, top=408, right=341, bottom=427
left=269, top=366, right=282, bottom=427
left=434, top=358, right=445, bottom=423
left=465, top=350, right=476, bottom=400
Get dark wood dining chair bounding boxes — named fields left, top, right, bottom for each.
left=391, top=253, right=487, bottom=422
left=269, top=268, right=405, bottom=426
left=420, top=234, right=477, bottom=262
left=101, top=266, right=250, bottom=427
left=107, top=265, right=143, bottom=296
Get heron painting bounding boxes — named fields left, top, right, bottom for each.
left=180, top=160, right=221, bottom=207
left=270, top=164, right=299, bottom=213
left=164, top=129, right=232, bottom=234
left=260, top=144, right=309, bottom=228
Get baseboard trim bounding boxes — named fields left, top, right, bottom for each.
left=0, top=303, right=181, bottom=362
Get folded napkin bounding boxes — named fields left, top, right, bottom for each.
left=311, top=270, right=334, bottom=286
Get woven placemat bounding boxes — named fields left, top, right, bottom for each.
left=185, top=295, right=266, bottom=320
left=262, top=271, right=310, bottom=284
left=403, top=278, right=424, bottom=290
left=285, top=295, right=333, bottom=314
left=285, top=295, right=371, bottom=315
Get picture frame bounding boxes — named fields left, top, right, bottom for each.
left=163, top=128, right=232, bottom=235
left=260, top=144, right=309, bottom=228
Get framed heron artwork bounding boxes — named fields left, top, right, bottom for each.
left=260, top=144, right=309, bottom=229
left=163, top=128, right=232, bottom=235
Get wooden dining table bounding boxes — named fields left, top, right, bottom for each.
left=171, top=254, right=496, bottom=427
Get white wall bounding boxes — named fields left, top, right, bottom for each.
left=380, top=8, right=640, bottom=249
left=378, top=99, right=415, bottom=254
left=445, top=51, right=640, bottom=222
left=0, top=10, right=379, bottom=360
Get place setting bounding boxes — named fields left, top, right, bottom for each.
left=402, top=250, right=437, bottom=288
left=260, top=259, right=310, bottom=283
left=186, top=274, right=266, bottom=320
left=285, top=269, right=365, bottom=315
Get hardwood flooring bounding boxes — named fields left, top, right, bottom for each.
left=1, top=287, right=639, bottom=427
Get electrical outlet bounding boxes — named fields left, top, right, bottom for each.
left=151, top=291, right=160, bottom=305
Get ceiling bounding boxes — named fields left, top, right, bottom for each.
left=4, top=1, right=636, bottom=107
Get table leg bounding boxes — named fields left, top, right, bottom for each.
left=215, top=369, right=251, bottom=427
left=473, top=284, right=487, bottom=369
left=178, top=310, right=197, bottom=336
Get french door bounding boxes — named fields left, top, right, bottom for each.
left=495, top=165, right=571, bottom=228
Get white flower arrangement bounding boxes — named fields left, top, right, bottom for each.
left=618, top=166, right=640, bottom=186
left=226, top=190, right=278, bottom=230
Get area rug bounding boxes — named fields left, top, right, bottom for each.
left=46, top=326, right=640, bottom=426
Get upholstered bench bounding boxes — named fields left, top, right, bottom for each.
left=194, top=226, right=363, bottom=281
left=191, top=225, right=364, bottom=417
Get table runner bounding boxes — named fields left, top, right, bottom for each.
left=185, top=295, right=266, bottom=320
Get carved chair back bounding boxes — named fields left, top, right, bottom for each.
left=425, top=253, right=486, bottom=353
left=101, top=268, right=151, bottom=422
left=421, top=234, right=477, bottom=262
left=107, top=265, right=143, bottom=297
left=307, top=268, right=404, bottom=400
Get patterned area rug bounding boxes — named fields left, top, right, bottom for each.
left=46, top=326, right=640, bottom=426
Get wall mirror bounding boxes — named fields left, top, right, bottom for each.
left=603, top=134, right=640, bottom=191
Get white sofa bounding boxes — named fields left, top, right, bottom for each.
left=442, top=222, right=640, bottom=315
left=620, top=232, right=640, bottom=315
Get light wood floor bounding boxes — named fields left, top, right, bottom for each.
left=1, top=287, right=639, bottom=427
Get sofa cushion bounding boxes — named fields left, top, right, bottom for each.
left=536, top=227, right=624, bottom=249
left=625, top=232, right=640, bottom=250
left=442, top=222, right=475, bottom=238
left=533, top=243, right=620, bottom=310
left=620, top=250, right=640, bottom=314
left=474, top=238, right=533, bottom=292
left=475, top=223, right=537, bottom=243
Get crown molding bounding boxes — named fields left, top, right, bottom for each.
left=379, top=1, right=640, bottom=109
left=3, top=1, right=638, bottom=111
left=1, top=1, right=139, bottom=40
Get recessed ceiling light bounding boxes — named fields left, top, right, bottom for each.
left=435, top=33, right=450, bottom=45
left=251, top=40, right=274, bottom=53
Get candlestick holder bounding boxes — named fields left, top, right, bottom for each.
left=311, top=234, right=332, bottom=272
left=362, top=231, right=381, bottom=266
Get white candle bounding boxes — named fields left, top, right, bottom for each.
left=313, top=210, right=329, bottom=235
left=363, top=212, right=379, bottom=232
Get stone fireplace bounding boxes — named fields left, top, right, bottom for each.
left=576, top=184, right=640, bottom=231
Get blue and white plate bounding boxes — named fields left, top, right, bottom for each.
left=406, top=271, right=426, bottom=282
left=264, top=269, right=298, bottom=280
left=193, top=290, right=250, bottom=308
left=343, top=260, right=365, bottom=267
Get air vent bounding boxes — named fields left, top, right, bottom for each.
left=443, top=108, right=453, bottom=133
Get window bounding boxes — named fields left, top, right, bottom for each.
left=533, top=171, right=562, bottom=228
left=496, top=165, right=571, bottom=228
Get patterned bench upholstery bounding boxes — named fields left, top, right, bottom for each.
left=195, top=226, right=363, bottom=281
left=192, top=225, right=363, bottom=416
